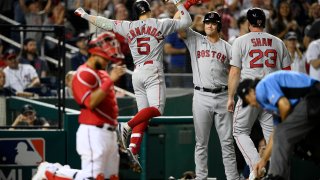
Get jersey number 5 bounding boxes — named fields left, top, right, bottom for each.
left=249, top=49, right=277, bottom=68
left=137, top=37, right=150, bottom=55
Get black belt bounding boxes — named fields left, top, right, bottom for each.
left=96, top=124, right=116, bottom=131
left=194, top=86, right=228, bottom=93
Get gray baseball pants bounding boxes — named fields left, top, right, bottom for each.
left=193, top=90, right=239, bottom=180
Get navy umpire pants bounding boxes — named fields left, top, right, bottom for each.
left=269, top=98, right=317, bottom=179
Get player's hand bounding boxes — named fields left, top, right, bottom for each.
left=74, top=7, right=87, bottom=18
left=254, top=160, right=267, bottom=178
left=189, top=0, right=201, bottom=4
left=184, top=0, right=201, bottom=9
left=110, top=64, right=126, bottom=82
left=227, top=98, right=234, bottom=112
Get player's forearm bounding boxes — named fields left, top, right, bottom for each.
left=277, top=97, right=291, bottom=121
left=87, top=80, right=113, bottom=109
left=310, top=59, right=320, bottom=69
left=262, top=131, right=273, bottom=162
left=86, top=15, right=114, bottom=30
left=87, top=89, right=108, bottom=109
left=228, top=66, right=241, bottom=99
left=175, top=4, right=192, bottom=29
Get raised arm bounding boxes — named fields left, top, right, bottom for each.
left=74, top=7, right=114, bottom=31
left=171, top=0, right=192, bottom=30
left=173, top=0, right=200, bottom=19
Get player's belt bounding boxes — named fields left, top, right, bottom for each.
left=194, top=86, right=228, bottom=93
left=96, top=124, right=116, bottom=131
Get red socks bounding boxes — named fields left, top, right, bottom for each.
left=127, top=107, right=161, bottom=155
left=127, top=107, right=161, bottom=128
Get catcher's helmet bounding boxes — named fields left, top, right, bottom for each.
left=88, top=32, right=124, bottom=62
left=203, top=11, right=222, bottom=32
left=247, top=8, right=266, bottom=28
left=134, top=0, right=151, bottom=17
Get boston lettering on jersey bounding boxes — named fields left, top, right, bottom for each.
left=251, top=38, right=273, bottom=47
left=196, top=50, right=226, bottom=63
left=126, top=25, right=164, bottom=43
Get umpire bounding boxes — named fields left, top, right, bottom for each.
left=237, top=71, right=320, bottom=180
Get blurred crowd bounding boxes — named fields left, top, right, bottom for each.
left=0, top=0, right=319, bottom=96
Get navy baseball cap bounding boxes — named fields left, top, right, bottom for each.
left=237, top=79, right=260, bottom=107
left=21, top=104, right=35, bottom=114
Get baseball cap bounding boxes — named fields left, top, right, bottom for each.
left=4, top=48, right=18, bottom=60
left=237, top=79, right=259, bottom=107
left=76, top=33, right=87, bottom=41
left=21, top=104, right=35, bottom=114
left=285, top=31, right=297, bottom=40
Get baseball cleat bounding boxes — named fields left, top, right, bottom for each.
left=127, top=148, right=142, bottom=173
left=117, top=122, right=131, bottom=150
left=32, top=161, right=49, bottom=180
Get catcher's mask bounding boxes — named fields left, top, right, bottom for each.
left=88, top=32, right=124, bottom=63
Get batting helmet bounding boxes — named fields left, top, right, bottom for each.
left=203, top=11, right=222, bottom=32
left=247, top=8, right=266, bottom=28
left=88, top=32, right=124, bottom=62
left=133, top=0, right=151, bottom=17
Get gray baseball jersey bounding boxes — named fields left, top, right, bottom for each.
left=231, top=32, right=291, bottom=79
left=183, top=28, right=231, bottom=88
left=109, top=18, right=188, bottom=114
left=112, top=18, right=182, bottom=66
left=183, top=28, right=239, bottom=180
left=231, top=32, right=291, bottom=172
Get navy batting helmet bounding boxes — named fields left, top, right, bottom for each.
left=203, top=11, right=222, bottom=32
left=134, top=0, right=151, bottom=17
left=247, top=8, right=266, bottom=28
left=88, top=32, right=124, bottom=62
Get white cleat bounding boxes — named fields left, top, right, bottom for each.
left=117, top=122, right=131, bottom=150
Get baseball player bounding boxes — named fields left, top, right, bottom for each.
left=33, top=161, right=122, bottom=180
left=74, top=0, right=193, bottom=172
left=174, top=11, right=239, bottom=180
left=227, top=8, right=292, bottom=174
left=237, top=71, right=320, bottom=180
left=72, top=32, right=125, bottom=179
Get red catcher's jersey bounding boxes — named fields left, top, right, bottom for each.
left=72, top=64, right=118, bottom=126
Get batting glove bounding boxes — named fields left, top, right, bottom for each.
left=74, top=7, right=88, bottom=19
left=184, top=0, right=201, bottom=10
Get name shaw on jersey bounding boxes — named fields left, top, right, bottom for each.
left=197, top=50, right=227, bottom=63
left=251, top=38, right=273, bottom=47
left=126, top=25, right=164, bottom=43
